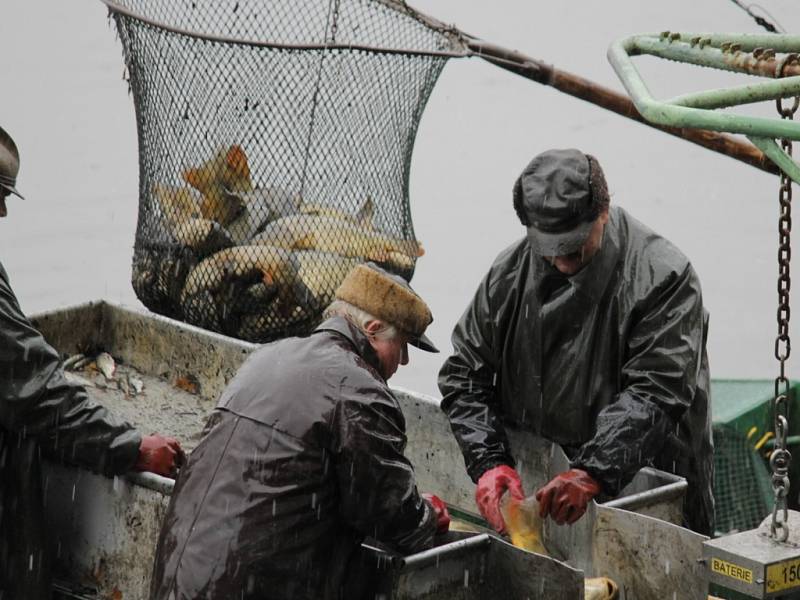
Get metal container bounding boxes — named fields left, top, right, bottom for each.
left=33, top=301, right=704, bottom=599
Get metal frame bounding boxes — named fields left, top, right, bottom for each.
left=99, top=0, right=469, bottom=58
left=608, top=32, right=800, bottom=183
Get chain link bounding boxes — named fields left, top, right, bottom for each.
left=770, top=53, right=799, bottom=542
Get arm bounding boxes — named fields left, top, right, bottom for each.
left=332, top=383, right=436, bottom=554
left=0, top=264, right=141, bottom=475
left=438, top=272, right=515, bottom=482
left=571, top=262, right=706, bottom=495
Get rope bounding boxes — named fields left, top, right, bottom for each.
left=727, top=0, right=785, bottom=33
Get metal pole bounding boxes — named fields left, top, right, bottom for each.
left=465, top=38, right=780, bottom=176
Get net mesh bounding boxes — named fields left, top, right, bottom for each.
left=713, top=424, right=773, bottom=535
left=107, top=0, right=465, bottom=341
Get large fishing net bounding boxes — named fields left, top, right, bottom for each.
left=104, top=0, right=467, bottom=341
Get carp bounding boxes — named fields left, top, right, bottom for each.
left=501, top=495, right=548, bottom=556
left=182, top=145, right=252, bottom=225
left=180, top=245, right=305, bottom=336
left=153, top=184, right=233, bottom=257
left=251, top=214, right=423, bottom=267
left=182, top=245, right=298, bottom=299
left=226, top=186, right=301, bottom=245
left=293, top=250, right=360, bottom=310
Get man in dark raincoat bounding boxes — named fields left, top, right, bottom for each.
left=151, top=263, right=450, bottom=600
left=439, top=148, right=713, bottom=535
left=0, top=125, right=185, bottom=599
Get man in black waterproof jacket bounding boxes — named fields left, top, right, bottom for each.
left=151, top=263, right=451, bottom=600
left=439, top=148, right=713, bottom=535
left=0, top=125, right=185, bottom=599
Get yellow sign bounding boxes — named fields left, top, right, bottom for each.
left=767, top=559, right=800, bottom=593
left=712, top=558, right=753, bottom=584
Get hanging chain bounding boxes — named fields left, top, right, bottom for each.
left=770, top=53, right=799, bottom=542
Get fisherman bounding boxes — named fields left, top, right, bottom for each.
left=0, top=125, right=185, bottom=599
left=439, top=148, right=713, bottom=535
left=151, top=262, right=450, bottom=600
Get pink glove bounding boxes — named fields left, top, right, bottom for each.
left=422, top=493, right=450, bottom=534
left=535, top=468, right=601, bottom=525
left=134, top=434, right=185, bottom=478
left=475, top=465, right=524, bottom=534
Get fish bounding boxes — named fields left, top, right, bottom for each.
left=152, top=184, right=232, bottom=257
left=501, top=495, right=548, bottom=556
left=152, top=183, right=202, bottom=225
left=235, top=302, right=314, bottom=342
left=173, top=218, right=233, bottom=257
left=96, top=352, right=116, bottom=380
left=225, top=186, right=301, bottom=245
left=584, top=577, right=619, bottom=600
left=133, top=247, right=196, bottom=318
left=182, top=145, right=253, bottom=225
left=293, top=250, right=360, bottom=310
left=181, top=245, right=302, bottom=335
left=251, top=215, right=423, bottom=267
left=298, top=196, right=375, bottom=230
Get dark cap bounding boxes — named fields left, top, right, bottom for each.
left=513, top=148, right=595, bottom=256
left=335, top=262, right=439, bottom=353
left=0, top=126, right=24, bottom=200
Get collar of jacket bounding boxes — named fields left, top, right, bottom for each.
left=533, top=206, right=622, bottom=304
left=315, top=315, right=384, bottom=375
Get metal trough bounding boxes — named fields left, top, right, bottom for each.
left=32, top=301, right=704, bottom=599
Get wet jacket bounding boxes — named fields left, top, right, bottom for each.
left=0, top=261, right=142, bottom=600
left=151, top=316, right=436, bottom=600
left=439, top=206, right=714, bottom=534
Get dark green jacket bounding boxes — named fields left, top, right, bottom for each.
left=0, top=261, right=141, bottom=599
left=439, top=206, right=714, bottom=534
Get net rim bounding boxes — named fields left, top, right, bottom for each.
left=100, top=0, right=470, bottom=59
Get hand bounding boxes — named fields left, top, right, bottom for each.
left=535, top=468, right=601, bottom=525
left=134, top=434, right=185, bottom=478
left=422, top=493, right=450, bottom=534
left=475, top=465, right=524, bottom=534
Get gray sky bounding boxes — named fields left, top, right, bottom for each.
left=0, top=0, right=798, bottom=397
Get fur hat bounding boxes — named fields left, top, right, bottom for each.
left=0, top=126, right=24, bottom=199
left=335, top=262, right=438, bottom=352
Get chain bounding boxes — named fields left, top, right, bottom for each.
left=770, top=53, right=799, bottom=542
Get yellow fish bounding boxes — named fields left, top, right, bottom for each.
left=501, top=495, right=548, bottom=556
left=252, top=215, right=423, bottom=266
left=152, top=184, right=231, bottom=256
left=182, top=145, right=252, bottom=225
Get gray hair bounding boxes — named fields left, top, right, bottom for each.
left=323, top=299, right=399, bottom=342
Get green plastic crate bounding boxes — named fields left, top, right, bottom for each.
left=711, top=379, right=800, bottom=536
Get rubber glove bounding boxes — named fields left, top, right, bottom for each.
left=134, top=434, right=185, bottom=478
left=535, top=468, right=601, bottom=525
left=422, top=493, right=451, bottom=534
left=475, top=465, right=524, bottom=534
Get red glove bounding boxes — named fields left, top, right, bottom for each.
left=422, top=493, right=450, bottom=534
left=475, top=465, right=524, bottom=534
left=535, top=468, right=601, bottom=525
left=134, top=434, right=185, bottom=478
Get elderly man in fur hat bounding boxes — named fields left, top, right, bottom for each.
left=151, top=263, right=450, bottom=600
left=0, top=125, right=185, bottom=600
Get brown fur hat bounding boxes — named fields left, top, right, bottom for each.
left=335, top=262, right=438, bottom=352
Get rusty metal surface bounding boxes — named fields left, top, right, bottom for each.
left=35, top=302, right=705, bottom=599
left=463, top=37, right=779, bottom=176
left=592, top=506, right=708, bottom=600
